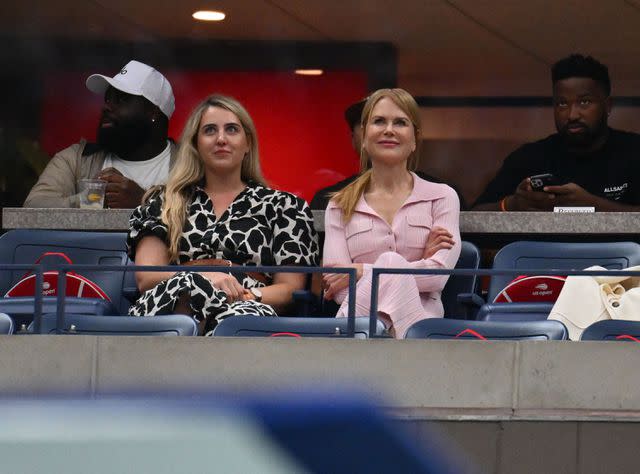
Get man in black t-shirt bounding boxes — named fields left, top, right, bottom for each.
left=473, top=54, right=640, bottom=212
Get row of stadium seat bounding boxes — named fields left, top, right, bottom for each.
left=1, top=312, right=639, bottom=341
left=2, top=229, right=640, bottom=333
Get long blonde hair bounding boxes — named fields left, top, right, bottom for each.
left=151, top=94, right=266, bottom=262
left=332, top=88, right=421, bottom=221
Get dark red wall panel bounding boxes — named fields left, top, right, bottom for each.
left=40, top=70, right=367, bottom=202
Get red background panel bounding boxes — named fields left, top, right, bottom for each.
left=40, top=70, right=367, bottom=203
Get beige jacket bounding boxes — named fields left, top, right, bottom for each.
left=549, top=265, right=640, bottom=340
left=23, top=139, right=177, bottom=208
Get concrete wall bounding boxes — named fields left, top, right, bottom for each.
left=2, top=336, right=639, bottom=472
left=403, top=420, right=640, bottom=474
left=3, top=337, right=640, bottom=411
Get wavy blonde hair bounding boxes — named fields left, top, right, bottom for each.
left=332, top=88, right=421, bottom=221
left=147, top=94, right=266, bottom=262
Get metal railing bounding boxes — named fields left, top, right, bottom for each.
left=0, top=264, right=44, bottom=333
left=4, top=261, right=640, bottom=337
left=52, top=264, right=357, bottom=336
left=369, top=267, right=640, bottom=338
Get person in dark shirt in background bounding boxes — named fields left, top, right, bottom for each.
left=310, top=99, right=467, bottom=211
left=473, top=54, right=640, bottom=212
left=310, top=100, right=367, bottom=211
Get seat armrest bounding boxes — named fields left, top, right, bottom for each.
left=291, top=290, right=322, bottom=317
left=457, top=292, right=485, bottom=307
left=477, top=302, right=554, bottom=322
left=292, top=290, right=316, bottom=302
left=122, top=287, right=140, bottom=303
left=456, top=292, right=485, bottom=319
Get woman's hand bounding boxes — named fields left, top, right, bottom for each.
left=423, top=226, right=455, bottom=259
left=322, top=263, right=363, bottom=300
left=200, top=272, right=246, bottom=303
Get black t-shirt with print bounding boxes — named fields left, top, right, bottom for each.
left=474, top=128, right=640, bottom=206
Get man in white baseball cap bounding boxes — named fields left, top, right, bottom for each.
left=24, top=60, right=177, bottom=209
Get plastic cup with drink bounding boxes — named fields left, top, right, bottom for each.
left=78, top=179, right=107, bottom=209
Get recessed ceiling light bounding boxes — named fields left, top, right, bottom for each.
left=295, top=69, right=324, bottom=76
left=192, top=10, right=226, bottom=21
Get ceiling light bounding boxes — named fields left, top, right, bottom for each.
left=295, top=69, right=324, bottom=76
left=192, top=10, right=226, bottom=21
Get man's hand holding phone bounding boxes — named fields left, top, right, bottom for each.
left=543, top=182, right=594, bottom=206
left=529, top=173, right=565, bottom=191
left=528, top=173, right=593, bottom=205
left=503, top=174, right=594, bottom=210
left=504, top=176, right=557, bottom=211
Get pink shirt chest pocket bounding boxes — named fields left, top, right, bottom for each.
left=344, top=217, right=375, bottom=261
left=404, top=213, right=433, bottom=249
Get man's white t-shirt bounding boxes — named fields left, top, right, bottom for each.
left=102, top=141, right=171, bottom=189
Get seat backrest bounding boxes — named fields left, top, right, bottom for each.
left=34, top=314, right=198, bottom=336
left=404, top=318, right=568, bottom=341
left=477, top=302, right=554, bottom=322
left=581, top=320, right=640, bottom=341
left=213, top=316, right=385, bottom=338
left=488, top=241, right=640, bottom=302
left=0, top=230, right=133, bottom=313
left=0, top=296, right=117, bottom=329
left=441, top=241, right=480, bottom=318
left=0, top=313, right=13, bottom=335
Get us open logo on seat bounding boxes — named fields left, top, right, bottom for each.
left=494, top=275, right=566, bottom=303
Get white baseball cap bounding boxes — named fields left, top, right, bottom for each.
left=86, top=60, right=175, bottom=119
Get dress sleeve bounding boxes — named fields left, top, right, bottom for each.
left=127, top=190, right=169, bottom=261
left=272, top=193, right=319, bottom=266
left=406, top=186, right=461, bottom=293
left=322, top=203, right=350, bottom=265
left=322, top=202, right=371, bottom=304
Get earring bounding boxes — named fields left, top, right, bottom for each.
left=151, top=118, right=156, bottom=123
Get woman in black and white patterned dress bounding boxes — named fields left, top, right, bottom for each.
left=128, top=94, right=318, bottom=333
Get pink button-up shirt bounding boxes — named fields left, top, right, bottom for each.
left=323, top=173, right=461, bottom=313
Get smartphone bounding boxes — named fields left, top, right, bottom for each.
left=529, top=173, right=565, bottom=191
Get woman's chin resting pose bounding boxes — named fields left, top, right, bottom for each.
left=322, top=88, right=461, bottom=338
left=127, top=94, right=319, bottom=334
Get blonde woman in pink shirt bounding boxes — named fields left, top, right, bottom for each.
left=322, top=88, right=461, bottom=338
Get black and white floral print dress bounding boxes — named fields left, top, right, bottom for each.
left=127, top=181, right=319, bottom=329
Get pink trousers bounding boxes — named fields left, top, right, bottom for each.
left=336, top=252, right=442, bottom=338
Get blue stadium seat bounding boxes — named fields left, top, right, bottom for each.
left=487, top=241, right=640, bottom=303
left=581, top=320, right=640, bottom=341
left=32, top=314, right=198, bottom=336
left=404, top=318, right=568, bottom=340
left=0, top=296, right=115, bottom=331
left=463, top=241, right=640, bottom=321
left=477, top=302, right=553, bottom=321
left=0, top=313, right=14, bottom=335
left=213, top=315, right=386, bottom=338
left=0, top=230, right=136, bottom=318
left=443, top=240, right=481, bottom=319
